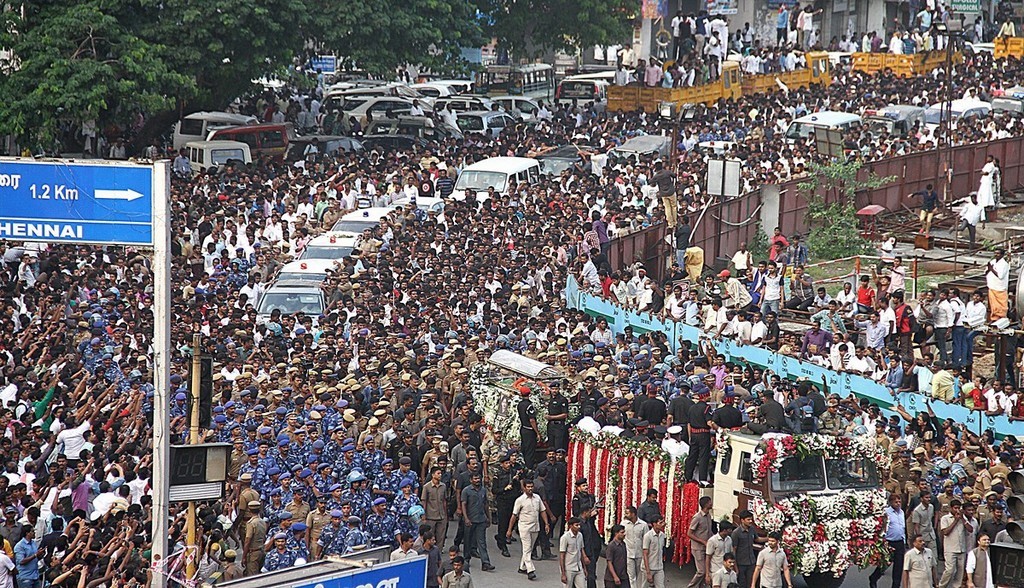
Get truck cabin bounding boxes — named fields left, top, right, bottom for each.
left=713, top=432, right=881, bottom=523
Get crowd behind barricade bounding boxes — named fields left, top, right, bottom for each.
left=0, top=33, right=1024, bottom=588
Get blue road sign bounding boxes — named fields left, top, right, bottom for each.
left=309, top=55, right=338, bottom=75
left=0, top=158, right=154, bottom=246
left=294, top=557, right=426, bottom=588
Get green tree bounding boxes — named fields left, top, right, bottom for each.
left=312, top=0, right=486, bottom=77
left=0, top=0, right=313, bottom=145
left=796, top=159, right=896, bottom=260
left=478, top=0, right=635, bottom=60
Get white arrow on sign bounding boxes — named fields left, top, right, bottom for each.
left=95, top=189, right=145, bottom=202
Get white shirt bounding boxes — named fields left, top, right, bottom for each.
left=55, top=421, right=91, bottom=459
left=966, top=549, right=994, bottom=588
left=987, top=258, right=1010, bottom=291
left=965, top=300, right=987, bottom=329
left=934, top=300, right=953, bottom=328
left=559, top=530, right=585, bottom=571
left=512, top=493, right=546, bottom=533
left=0, top=552, right=13, bottom=588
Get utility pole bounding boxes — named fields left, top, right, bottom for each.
left=151, top=162, right=171, bottom=588
left=186, top=333, right=202, bottom=579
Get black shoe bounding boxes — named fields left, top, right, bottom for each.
left=541, top=552, right=554, bottom=560
left=482, top=564, right=496, bottom=572
left=528, top=572, right=537, bottom=581
left=518, top=568, right=528, bottom=575
left=501, top=549, right=511, bottom=558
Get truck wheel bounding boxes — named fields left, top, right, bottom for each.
left=803, top=571, right=846, bottom=588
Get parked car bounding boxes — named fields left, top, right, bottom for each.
left=360, top=134, right=432, bottom=151
left=535, top=145, right=587, bottom=176
left=490, top=96, right=541, bottom=120
left=209, top=122, right=297, bottom=160
left=365, top=116, right=463, bottom=141
left=344, top=96, right=433, bottom=127
left=183, top=141, right=252, bottom=176
left=434, top=95, right=495, bottom=113
left=285, top=136, right=364, bottom=162
left=455, top=111, right=518, bottom=139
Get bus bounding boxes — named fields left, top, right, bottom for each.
left=475, top=63, right=554, bottom=101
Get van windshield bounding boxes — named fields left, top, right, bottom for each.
left=866, top=117, right=895, bottom=134
left=924, top=107, right=951, bottom=125
left=771, top=455, right=825, bottom=492
left=300, top=245, right=354, bottom=260
left=992, top=98, right=1023, bottom=114
left=560, top=81, right=596, bottom=99
left=825, top=458, right=879, bottom=490
left=455, top=170, right=508, bottom=193
left=257, top=292, right=323, bottom=315
left=210, top=149, right=246, bottom=165
left=332, top=219, right=379, bottom=233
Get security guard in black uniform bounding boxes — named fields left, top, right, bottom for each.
left=683, top=389, right=713, bottom=484
left=571, top=478, right=596, bottom=518
left=546, top=385, right=569, bottom=452
left=667, top=386, right=693, bottom=444
left=491, top=456, right=519, bottom=558
left=711, top=393, right=744, bottom=430
left=517, top=385, right=539, bottom=468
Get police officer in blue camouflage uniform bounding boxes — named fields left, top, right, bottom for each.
left=365, top=497, right=400, bottom=547
left=324, top=484, right=346, bottom=511
left=343, top=516, right=368, bottom=554
left=264, top=490, right=288, bottom=527
left=262, top=533, right=297, bottom=571
left=317, top=510, right=349, bottom=557
left=373, top=459, right=401, bottom=501
left=335, top=444, right=361, bottom=481
left=288, top=523, right=310, bottom=562
left=170, top=391, right=188, bottom=419
left=359, top=437, right=385, bottom=482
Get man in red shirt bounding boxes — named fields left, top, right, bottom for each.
left=892, top=292, right=915, bottom=357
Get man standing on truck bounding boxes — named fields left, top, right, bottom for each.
left=517, top=386, right=539, bottom=468
left=683, top=389, right=713, bottom=485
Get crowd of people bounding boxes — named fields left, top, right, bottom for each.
left=0, top=22, right=1024, bottom=588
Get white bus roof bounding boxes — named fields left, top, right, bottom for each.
left=182, top=111, right=257, bottom=125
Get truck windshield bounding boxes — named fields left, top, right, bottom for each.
left=825, top=458, right=879, bottom=490
left=771, top=455, right=825, bottom=492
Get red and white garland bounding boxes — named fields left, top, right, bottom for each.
left=568, top=428, right=696, bottom=564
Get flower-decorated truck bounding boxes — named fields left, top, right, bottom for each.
left=567, top=427, right=891, bottom=580
left=714, top=431, right=891, bottom=588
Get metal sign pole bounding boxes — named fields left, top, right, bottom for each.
left=151, top=162, right=172, bottom=588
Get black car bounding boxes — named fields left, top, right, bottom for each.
left=359, top=134, right=432, bottom=151
left=536, top=145, right=589, bottom=176
left=285, top=135, right=364, bottom=162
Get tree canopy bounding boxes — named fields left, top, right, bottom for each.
left=0, top=0, right=631, bottom=144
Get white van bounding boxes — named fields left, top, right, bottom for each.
left=256, top=280, right=325, bottom=325
left=784, top=111, right=862, bottom=141
left=924, top=99, right=992, bottom=131
left=299, top=232, right=359, bottom=260
left=184, top=141, right=252, bottom=176
left=555, top=74, right=611, bottom=105
left=173, top=112, right=257, bottom=150
left=276, top=259, right=341, bottom=283
left=453, top=156, right=541, bottom=200
left=331, top=207, right=397, bottom=233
